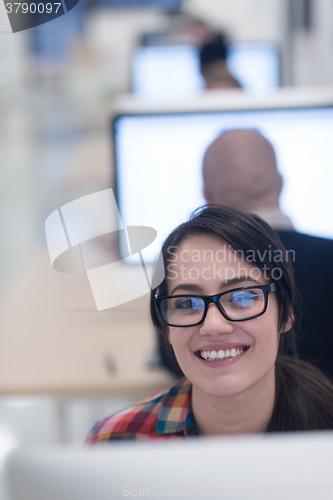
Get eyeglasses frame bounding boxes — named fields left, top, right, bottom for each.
left=155, top=282, right=279, bottom=327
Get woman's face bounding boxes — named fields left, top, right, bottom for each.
left=165, top=234, right=287, bottom=398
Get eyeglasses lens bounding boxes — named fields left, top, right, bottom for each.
left=160, top=288, right=266, bottom=326
left=221, top=288, right=265, bottom=320
left=160, top=297, right=205, bottom=326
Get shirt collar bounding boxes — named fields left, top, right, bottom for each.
left=250, top=206, right=294, bottom=231
left=156, top=378, right=196, bottom=435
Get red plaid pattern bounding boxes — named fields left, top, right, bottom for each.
left=86, top=378, right=197, bottom=443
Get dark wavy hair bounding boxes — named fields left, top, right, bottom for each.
left=150, top=205, right=333, bottom=432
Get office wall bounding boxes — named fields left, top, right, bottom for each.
left=0, top=6, right=28, bottom=88
left=186, top=0, right=281, bottom=43
left=84, top=9, right=168, bottom=93
left=292, top=0, right=333, bottom=85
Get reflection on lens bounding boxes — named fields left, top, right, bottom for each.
left=221, top=288, right=265, bottom=319
left=161, top=296, right=205, bottom=325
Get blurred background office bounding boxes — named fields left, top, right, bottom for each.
left=0, top=0, right=333, bottom=459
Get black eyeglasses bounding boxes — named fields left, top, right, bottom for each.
left=155, top=282, right=279, bottom=327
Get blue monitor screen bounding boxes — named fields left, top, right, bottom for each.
left=114, top=106, right=333, bottom=263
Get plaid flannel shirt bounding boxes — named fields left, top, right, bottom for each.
left=86, top=378, right=197, bottom=443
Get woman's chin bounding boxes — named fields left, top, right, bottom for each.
left=192, top=376, right=247, bottom=399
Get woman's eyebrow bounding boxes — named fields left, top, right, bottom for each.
left=170, top=277, right=260, bottom=295
left=223, top=276, right=260, bottom=287
left=170, top=283, right=202, bottom=295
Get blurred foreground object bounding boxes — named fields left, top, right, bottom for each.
left=5, top=432, right=333, bottom=500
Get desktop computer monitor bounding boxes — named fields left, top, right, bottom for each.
left=132, top=44, right=205, bottom=100
left=132, top=41, right=280, bottom=98
left=227, top=42, right=279, bottom=92
left=5, top=431, right=333, bottom=500
left=113, top=89, right=333, bottom=264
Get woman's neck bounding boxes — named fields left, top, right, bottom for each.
left=191, top=368, right=275, bottom=436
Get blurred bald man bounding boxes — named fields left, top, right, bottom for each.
left=202, top=129, right=333, bottom=378
left=203, top=129, right=291, bottom=228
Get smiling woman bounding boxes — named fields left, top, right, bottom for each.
left=86, top=206, right=333, bottom=443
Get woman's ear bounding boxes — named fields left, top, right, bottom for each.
left=280, top=313, right=294, bottom=334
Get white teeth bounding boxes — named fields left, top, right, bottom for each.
left=199, top=348, right=246, bottom=361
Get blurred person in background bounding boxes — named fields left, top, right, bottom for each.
left=164, top=15, right=242, bottom=90
left=199, top=33, right=241, bottom=90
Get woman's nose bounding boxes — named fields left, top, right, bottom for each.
left=198, top=303, right=234, bottom=337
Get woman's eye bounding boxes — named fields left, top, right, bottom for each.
left=230, top=293, right=258, bottom=307
left=175, top=298, right=203, bottom=310
left=176, top=298, right=195, bottom=309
